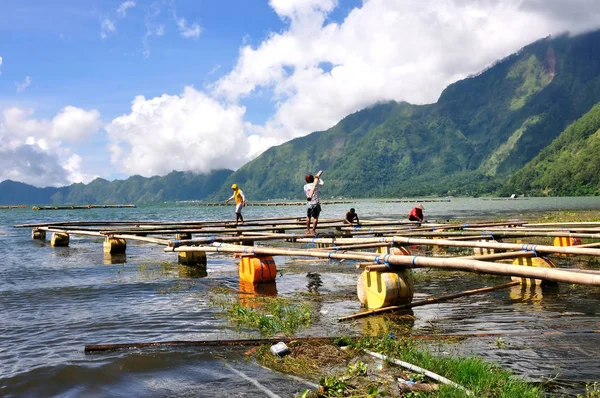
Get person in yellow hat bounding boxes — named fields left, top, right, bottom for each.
left=225, top=183, right=246, bottom=225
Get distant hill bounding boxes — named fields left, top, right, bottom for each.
left=0, top=170, right=232, bottom=205
left=502, top=102, right=600, bottom=196
left=216, top=29, right=600, bottom=200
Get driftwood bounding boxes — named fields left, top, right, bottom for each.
left=84, top=333, right=471, bottom=353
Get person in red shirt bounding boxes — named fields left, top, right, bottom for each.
left=408, top=204, right=424, bottom=222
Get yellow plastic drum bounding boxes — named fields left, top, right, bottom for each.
left=553, top=236, right=582, bottom=256
left=376, top=245, right=411, bottom=255
left=239, top=255, right=277, bottom=283
left=473, top=239, right=501, bottom=255
left=511, top=256, right=558, bottom=286
left=390, top=246, right=411, bottom=256
left=360, top=269, right=414, bottom=309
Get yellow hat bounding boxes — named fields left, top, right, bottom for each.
left=416, top=204, right=424, bottom=210
left=231, top=184, right=238, bottom=189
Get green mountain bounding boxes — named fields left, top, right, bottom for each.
left=502, top=102, right=600, bottom=196
left=0, top=170, right=232, bottom=205
left=218, top=30, right=600, bottom=200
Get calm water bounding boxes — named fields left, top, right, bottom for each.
left=1, top=198, right=600, bottom=397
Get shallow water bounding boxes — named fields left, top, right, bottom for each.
left=1, top=198, right=600, bottom=397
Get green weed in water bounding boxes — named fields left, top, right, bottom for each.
left=578, top=382, right=600, bottom=398
left=211, top=295, right=313, bottom=335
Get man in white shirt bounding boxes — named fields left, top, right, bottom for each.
left=303, top=172, right=324, bottom=235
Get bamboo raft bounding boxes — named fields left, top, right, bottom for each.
left=188, top=200, right=355, bottom=206
left=14, top=215, right=600, bottom=322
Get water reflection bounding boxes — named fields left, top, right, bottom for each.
left=509, top=284, right=560, bottom=311
left=178, top=264, right=208, bottom=278
left=358, top=313, right=416, bottom=336
left=238, top=281, right=277, bottom=296
left=103, top=253, right=127, bottom=265
left=306, top=271, right=323, bottom=294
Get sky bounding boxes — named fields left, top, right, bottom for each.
left=1, top=0, right=600, bottom=187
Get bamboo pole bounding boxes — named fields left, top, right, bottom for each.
left=311, top=242, right=391, bottom=251
left=165, top=242, right=600, bottom=286
left=83, top=333, right=480, bottom=354
left=459, top=229, right=600, bottom=240
left=101, top=221, right=348, bottom=236
left=14, top=215, right=312, bottom=229
left=295, top=236, right=600, bottom=256
left=168, top=233, right=299, bottom=247
left=84, top=329, right=600, bottom=353
left=85, top=336, right=340, bottom=353
left=364, top=350, right=472, bottom=395
left=339, top=282, right=520, bottom=321
left=40, top=227, right=104, bottom=237
left=365, top=264, right=395, bottom=272
left=40, top=227, right=171, bottom=245
left=524, top=222, right=600, bottom=227
left=478, top=227, right=600, bottom=233
left=109, top=234, right=171, bottom=245
left=460, top=251, right=537, bottom=261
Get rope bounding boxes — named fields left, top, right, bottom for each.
left=383, top=254, right=391, bottom=268
left=411, top=256, right=417, bottom=267
left=328, top=248, right=338, bottom=259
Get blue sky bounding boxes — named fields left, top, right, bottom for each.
left=1, top=0, right=599, bottom=187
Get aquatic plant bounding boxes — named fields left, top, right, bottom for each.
left=210, top=295, right=313, bottom=335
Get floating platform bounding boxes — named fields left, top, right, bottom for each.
left=14, top=215, right=600, bottom=316
left=382, top=199, right=452, bottom=203
left=188, top=200, right=354, bottom=207
left=0, top=205, right=28, bottom=209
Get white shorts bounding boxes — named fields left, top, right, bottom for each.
left=235, top=203, right=243, bottom=214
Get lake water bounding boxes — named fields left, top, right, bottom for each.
left=1, top=198, right=599, bottom=397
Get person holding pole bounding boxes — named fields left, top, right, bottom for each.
left=303, top=171, right=323, bottom=235
left=225, top=183, right=246, bottom=225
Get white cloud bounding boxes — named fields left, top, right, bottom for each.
left=100, top=18, right=116, bottom=39
left=0, top=106, right=102, bottom=186
left=15, top=76, right=31, bottom=93
left=106, top=87, right=247, bottom=177
left=117, top=1, right=136, bottom=18
left=177, top=17, right=201, bottom=39
left=211, top=0, right=600, bottom=156
left=51, top=106, right=102, bottom=140
left=63, top=154, right=97, bottom=184
left=0, top=56, right=3, bottom=75
left=269, top=0, right=338, bottom=20
left=156, top=24, right=165, bottom=36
